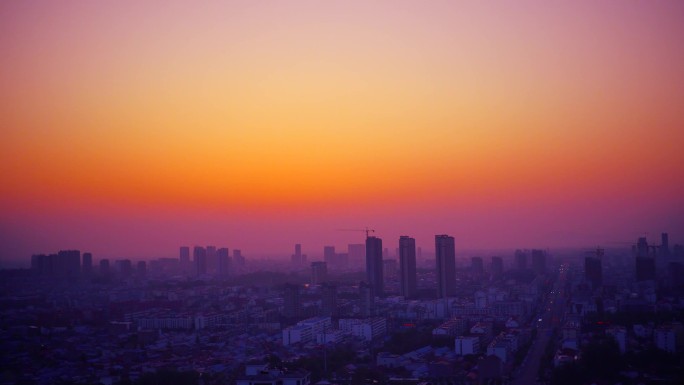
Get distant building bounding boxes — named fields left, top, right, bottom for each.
left=455, top=336, right=480, bottom=355
left=661, top=233, right=670, bottom=257
left=383, top=259, right=398, bottom=278
left=117, top=259, right=133, bottom=277
left=136, top=261, right=146, bottom=277
left=82, top=252, right=93, bottom=274
left=320, top=283, right=338, bottom=317
left=324, top=245, right=336, bottom=266
left=654, top=325, right=677, bottom=353
left=217, top=247, right=230, bottom=276
left=311, top=261, right=328, bottom=285
left=637, top=237, right=650, bottom=257
left=359, top=281, right=375, bottom=317
left=669, top=262, right=684, bottom=286
left=515, top=249, right=527, bottom=270
left=635, top=256, right=655, bottom=282
left=206, top=245, right=217, bottom=274
left=283, top=283, right=301, bottom=319
left=291, top=243, right=303, bottom=266
left=236, top=363, right=311, bottom=385
left=348, top=243, right=366, bottom=268
left=282, top=316, right=331, bottom=346
left=435, top=235, right=456, bottom=298
left=339, top=317, right=387, bottom=341
left=194, top=246, right=207, bottom=276
left=99, top=259, right=110, bottom=275
left=491, top=256, right=503, bottom=278
left=399, top=236, right=417, bottom=299
left=233, top=249, right=245, bottom=267
left=585, top=256, right=602, bottom=288
left=606, top=326, right=627, bottom=353
left=366, top=236, right=384, bottom=296
left=471, top=256, right=484, bottom=276
left=531, top=249, right=546, bottom=275
left=179, top=246, right=190, bottom=263
left=432, top=317, right=468, bottom=337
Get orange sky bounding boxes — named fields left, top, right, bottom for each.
left=1, top=1, right=683, bottom=264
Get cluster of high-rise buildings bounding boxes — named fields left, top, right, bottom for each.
left=582, top=233, right=684, bottom=288
left=179, top=245, right=245, bottom=277
left=30, top=249, right=148, bottom=279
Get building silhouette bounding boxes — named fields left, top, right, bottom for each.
left=359, top=281, right=375, bottom=317
left=491, top=256, right=503, bottom=279
left=321, top=283, right=338, bottom=317
left=283, top=283, right=301, bottom=319
left=661, top=233, right=670, bottom=257
left=217, top=247, right=230, bottom=276
left=471, top=257, right=484, bottom=276
left=179, top=246, right=190, bottom=263
left=99, top=259, right=110, bottom=276
left=365, top=236, right=384, bottom=296
left=636, top=237, right=649, bottom=258
left=348, top=243, right=366, bottom=268
left=194, top=246, right=207, bottom=276
left=435, top=234, right=456, bottom=298
left=291, top=243, right=303, bottom=266
left=206, top=246, right=217, bottom=274
left=136, top=261, right=147, bottom=277
left=399, top=236, right=417, bottom=299
left=635, top=256, right=656, bottom=282
left=515, top=249, right=527, bottom=270
left=233, top=249, right=245, bottom=267
left=82, top=252, right=93, bottom=274
left=531, top=249, right=546, bottom=275
left=117, top=259, right=133, bottom=277
left=311, top=261, right=328, bottom=285
left=584, top=256, right=602, bottom=288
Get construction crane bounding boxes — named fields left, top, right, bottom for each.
left=337, top=227, right=375, bottom=238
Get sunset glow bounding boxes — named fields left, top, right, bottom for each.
left=1, top=1, right=683, bottom=262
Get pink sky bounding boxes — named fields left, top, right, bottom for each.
left=1, top=1, right=683, bottom=265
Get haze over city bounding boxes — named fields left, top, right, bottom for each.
left=2, top=1, right=683, bottom=265
left=2, top=2, right=684, bottom=385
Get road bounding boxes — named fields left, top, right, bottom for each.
left=512, top=265, right=567, bottom=385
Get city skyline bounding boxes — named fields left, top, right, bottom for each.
left=2, top=1, right=684, bottom=265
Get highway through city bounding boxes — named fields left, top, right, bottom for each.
left=512, top=264, right=568, bottom=385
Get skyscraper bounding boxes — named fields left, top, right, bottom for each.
left=471, top=257, right=484, bottom=276
left=348, top=243, right=366, bottom=269
left=661, top=233, right=670, bottom=257
left=515, top=249, right=528, bottom=270
left=435, top=234, right=456, bottom=298
left=585, top=256, right=602, bottom=288
left=82, top=252, right=93, bottom=275
left=399, top=236, right=417, bottom=299
left=217, top=247, right=230, bottom=276
left=637, top=237, right=649, bottom=258
left=99, top=259, right=110, bottom=276
left=283, top=283, right=301, bottom=319
left=291, top=244, right=303, bottom=266
left=491, top=256, right=503, bottom=279
left=359, top=281, right=375, bottom=317
left=311, top=261, right=328, bottom=285
left=635, top=256, right=656, bottom=282
left=179, top=246, right=190, bottom=263
left=365, top=236, right=384, bottom=296
left=531, top=249, right=547, bottom=275
left=206, top=246, right=217, bottom=274
left=321, top=283, right=338, bottom=317
left=136, top=261, right=147, bottom=277
left=194, top=246, right=207, bottom=276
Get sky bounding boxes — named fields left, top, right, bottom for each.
left=1, top=1, right=683, bottom=266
